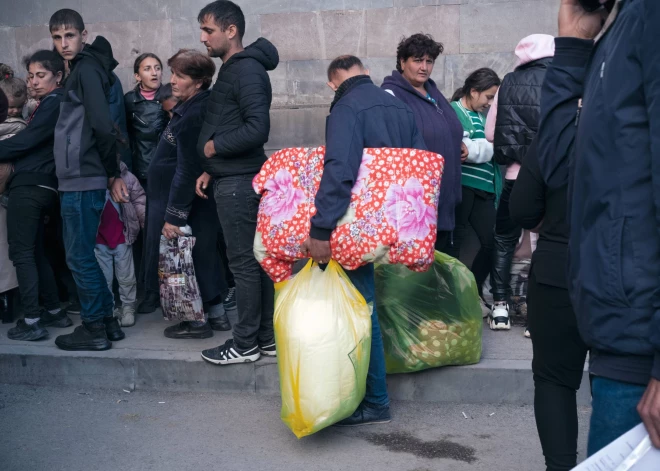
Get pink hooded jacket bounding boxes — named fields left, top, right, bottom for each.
left=485, top=34, right=555, bottom=180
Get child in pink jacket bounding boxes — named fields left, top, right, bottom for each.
left=94, top=162, right=146, bottom=327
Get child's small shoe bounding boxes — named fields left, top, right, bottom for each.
left=118, top=305, right=136, bottom=327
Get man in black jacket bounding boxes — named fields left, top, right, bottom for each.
left=50, top=32, right=127, bottom=352
left=538, top=0, right=660, bottom=454
left=304, top=55, right=425, bottom=426
left=196, top=1, right=279, bottom=365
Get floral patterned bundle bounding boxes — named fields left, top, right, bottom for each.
left=158, top=235, right=205, bottom=322
left=253, top=147, right=445, bottom=282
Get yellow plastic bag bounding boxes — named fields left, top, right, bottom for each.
left=275, top=260, right=372, bottom=438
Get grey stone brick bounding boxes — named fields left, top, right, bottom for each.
left=1, top=0, right=81, bottom=27
left=460, top=0, right=558, bottom=53
left=0, top=28, right=18, bottom=74
left=443, top=52, right=517, bottom=96
left=87, top=20, right=172, bottom=71
left=320, top=0, right=394, bottom=10
left=319, top=10, right=368, bottom=60
left=14, top=25, right=52, bottom=70
left=171, top=18, right=207, bottom=53
left=366, top=5, right=460, bottom=57
left=394, top=0, right=461, bottom=6
left=286, top=60, right=333, bottom=105
left=267, top=106, right=328, bottom=150
left=261, top=12, right=322, bottom=61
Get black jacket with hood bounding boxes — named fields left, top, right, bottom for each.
left=197, top=38, right=279, bottom=178
left=54, top=36, right=119, bottom=192
left=125, top=84, right=170, bottom=181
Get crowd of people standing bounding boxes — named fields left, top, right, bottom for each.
left=0, top=0, right=658, bottom=468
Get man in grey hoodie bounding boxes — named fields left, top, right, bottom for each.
left=50, top=19, right=128, bottom=351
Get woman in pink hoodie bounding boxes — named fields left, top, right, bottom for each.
left=485, top=34, right=555, bottom=332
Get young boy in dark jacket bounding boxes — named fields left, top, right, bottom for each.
left=538, top=0, right=660, bottom=455
left=51, top=30, right=128, bottom=351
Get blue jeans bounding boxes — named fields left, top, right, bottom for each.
left=588, top=376, right=646, bottom=456
left=60, top=191, right=114, bottom=323
left=344, top=264, right=389, bottom=409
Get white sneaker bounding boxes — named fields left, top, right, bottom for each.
left=119, top=305, right=136, bottom=327
left=489, top=302, right=511, bottom=330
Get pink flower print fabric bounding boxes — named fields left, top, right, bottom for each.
left=261, top=169, right=306, bottom=225
left=253, top=147, right=445, bottom=282
left=384, top=178, right=437, bottom=241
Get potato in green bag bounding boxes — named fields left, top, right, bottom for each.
left=375, top=251, right=483, bottom=374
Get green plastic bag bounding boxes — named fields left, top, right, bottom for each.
left=375, top=251, right=483, bottom=374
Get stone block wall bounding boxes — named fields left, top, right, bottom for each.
left=0, top=0, right=558, bottom=151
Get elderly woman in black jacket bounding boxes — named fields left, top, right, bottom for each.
left=143, top=49, right=229, bottom=339
left=0, top=50, right=74, bottom=341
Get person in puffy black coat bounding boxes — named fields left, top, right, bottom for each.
left=195, top=1, right=279, bottom=366
left=484, top=34, right=554, bottom=332
left=124, top=53, right=171, bottom=186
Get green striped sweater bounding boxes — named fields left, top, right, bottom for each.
left=450, top=100, right=496, bottom=194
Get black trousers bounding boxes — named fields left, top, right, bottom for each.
left=449, top=186, right=496, bottom=296
left=491, top=179, right=521, bottom=303
left=213, top=175, right=274, bottom=349
left=528, top=270, right=589, bottom=471
left=7, top=186, right=61, bottom=319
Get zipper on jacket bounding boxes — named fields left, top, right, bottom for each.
left=575, top=99, right=583, bottom=128
left=65, top=135, right=71, bottom=168
left=133, top=113, right=148, bottom=126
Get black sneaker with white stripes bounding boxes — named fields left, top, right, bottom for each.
left=259, top=342, right=276, bottom=357
left=201, top=339, right=260, bottom=365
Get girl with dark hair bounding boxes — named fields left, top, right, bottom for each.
left=125, top=53, right=171, bottom=314
left=125, top=53, right=170, bottom=188
left=450, top=68, right=501, bottom=311
left=381, top=33, right=465, bottom=252
left=143, top=50, right=229, bottom=338
left=0, top=50, right=74, bottom=340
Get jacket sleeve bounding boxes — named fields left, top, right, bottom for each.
left=211, top=68, right=270, bottom=158
left=463, top=134, right=494, bottom=164
left=0, top=95, right=60, bottom=162
left=109, top=78, right=132, bottom=169
left=79, top=65, right=119, bottom=178
left=641, top=1, right=660, bottom=380
left=510, top=138, right=544, bottom=230
left=310, top=105, right=363, bottom=241
left=165, top=118, right=204, bottom=227
left=485, top=89, right=498, bottom=143
left=126, top=170, right=146, bottom=228
left=538, top=37, right=593, bottom=189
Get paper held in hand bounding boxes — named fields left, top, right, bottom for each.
left=572, top=423, right=659, bottom=471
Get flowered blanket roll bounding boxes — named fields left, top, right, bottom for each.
left=253, top=147, right=445, bottom=282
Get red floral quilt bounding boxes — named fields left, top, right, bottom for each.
left=253, top=147, right=445, bottom=282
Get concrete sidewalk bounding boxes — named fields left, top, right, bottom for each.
left=0, top=309, right=590, bottom=405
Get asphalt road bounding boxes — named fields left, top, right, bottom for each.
left=0, top=384, right=590, bottom=471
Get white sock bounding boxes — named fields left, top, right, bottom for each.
left=25, top=317, right=39, bottom=325
left=49, top=308, right=61, bottom=315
